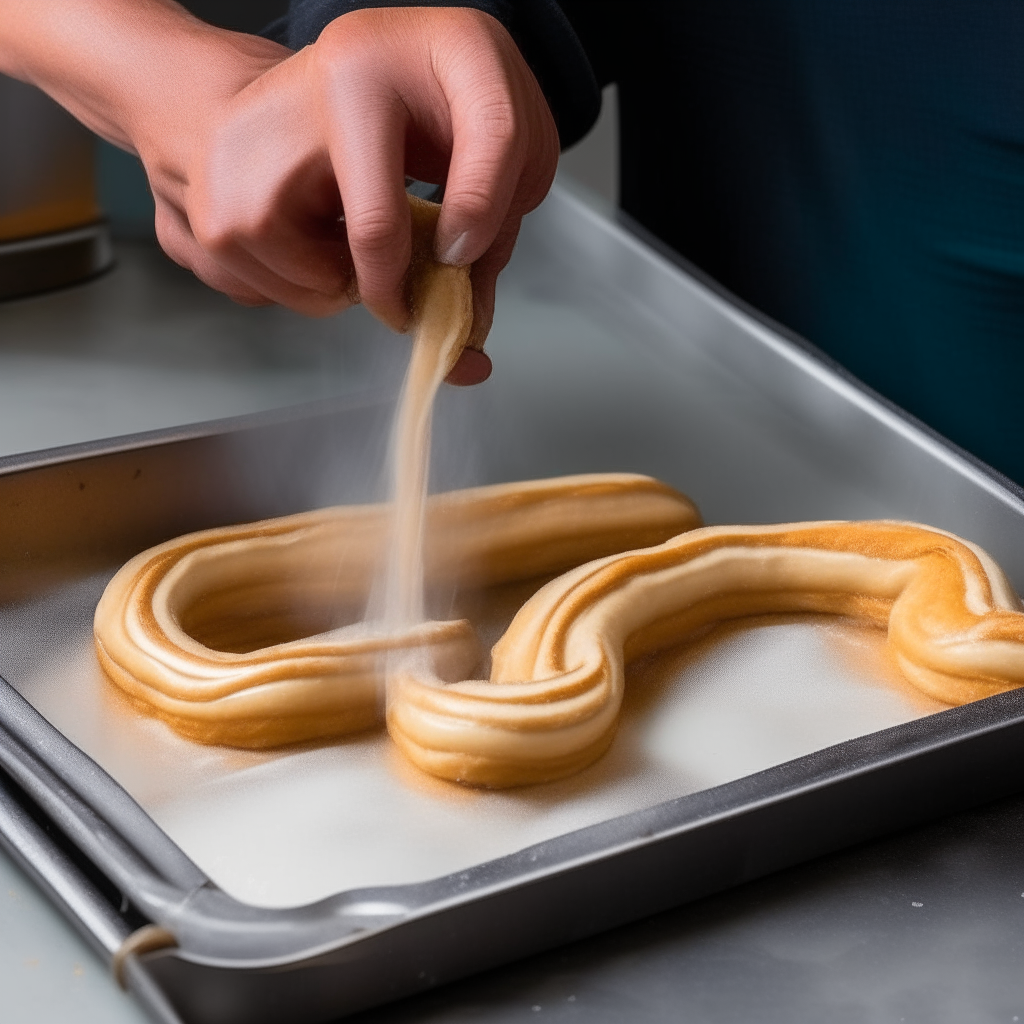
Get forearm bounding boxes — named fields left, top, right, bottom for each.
left=0, top=0, right=287, bottom=156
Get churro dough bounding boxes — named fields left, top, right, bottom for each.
left=93, top=474, right=702, bottom=746
left=91, top=195, right=1024, bottom=788
left=389, top=521, right=1024, bottom=786
left=95, top=189, right=512, bottom=748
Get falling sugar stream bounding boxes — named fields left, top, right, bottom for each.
left=380, top=197, right=474, bottom=669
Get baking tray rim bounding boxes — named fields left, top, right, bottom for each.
left=570, top=184, right=1024, bottom=515
left=3, top=536, right=1024, bottom=971
left=1, top=189, right=1024, bottom=1003
left=4, top=181, right=1024, bottom=515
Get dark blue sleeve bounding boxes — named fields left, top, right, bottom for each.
left=262, top=0, right=600, bottom=149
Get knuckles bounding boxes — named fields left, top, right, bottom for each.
left=188, top=130, right=284, bottom=256
left=464, top=92, right=520, bottom=145
left=442, top=182, right=500, bottom=228
left=189, top=202, right=278, bottom=257
left=344, top=209, right=409, bottom=264
left=152, top=204, right=191, bottom=270
left=148, top=4, right=557, bottom=325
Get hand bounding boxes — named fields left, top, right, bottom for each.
left=145, top=7, right=560, bottom=384
left=0, top=2, right=560, bottom=384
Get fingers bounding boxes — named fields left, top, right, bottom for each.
left=191, top=210, right=357, bottom=318
left=141, top=6, right=557, bottom=362
left=442, top=213, right=520, bottom=386
left=154, top=198, right=270, bottom=307
left=184, top=76, right=359, bottom=317
left=433, top=16, right=559, bottom=267
left=316, top=26, right=414, bottom=331
left=433, top=84, right=520, bottom=267
left=330, top=118, right=411, bottom=331
left=467, top=214, right=520, bottom=343
left=445, top=348, right=493, bottom=386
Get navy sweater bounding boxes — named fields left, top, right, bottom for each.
left=268, top=1, right=1024, bottom=487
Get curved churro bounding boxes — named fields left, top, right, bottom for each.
left=389, top=521, right=1024, bottom=787
left=93, top=474, right=701, bottom=747
left=91, top=194, right=1024, bottom=789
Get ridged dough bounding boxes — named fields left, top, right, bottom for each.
left=389, top=520, right=1024, bottom=786
left=90, top=194, right=1024, bottom=788
left=93, top=474, right=702, bottom=747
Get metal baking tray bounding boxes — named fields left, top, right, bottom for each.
left=3, top=182, right=1024, bottom=1024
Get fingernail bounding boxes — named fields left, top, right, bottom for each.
left=438, top=231, right=472, bottom=266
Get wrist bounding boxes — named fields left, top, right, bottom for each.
left=0, top=1, right=288, bottom=159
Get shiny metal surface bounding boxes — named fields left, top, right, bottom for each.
left=347, top=789, right=1024, bottom=1024
left=11, top=583, right=944, bottom=907
left=0, top=74, right=112, bottom=299
left=0, top=243, right=383, bottom=456
left=2, top=181, right=1024, bottom=1022
left=0, top=846, right=146, bottom=1024
left=0, top=222, right=114, bottom=302
left=0, top=75, right=99, bottom=241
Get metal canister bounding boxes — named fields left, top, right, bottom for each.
left=0, top=74, right=113, bottom=301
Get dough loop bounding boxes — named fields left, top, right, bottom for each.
left=93, top=474, right=701, bottom=748
left=91, top=198, right=1024, bottom=788
left=389, top=520, right=1024, bottom=786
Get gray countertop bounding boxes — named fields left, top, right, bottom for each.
left=1, top=233, right=1022, bottom=1024
left=0, top=242, right=395, bottom=459
left=348, top=796, right=1024, bottom=1024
